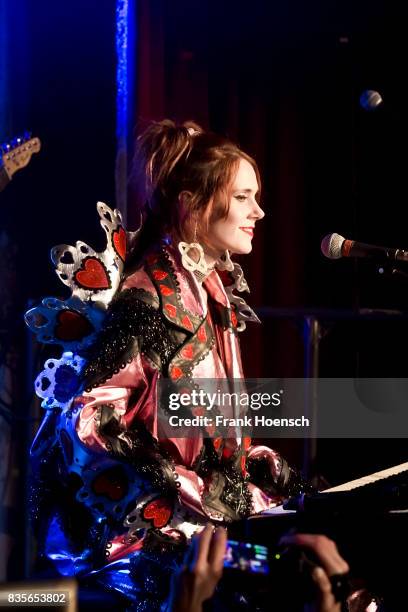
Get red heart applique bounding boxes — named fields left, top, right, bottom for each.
left=243, top=436, right=252, bottom=450
left=181, top=315, right=193, bottom=331
left=92, top=467, right=128, bottom=501
left=143, top=498, right=173, bottom=528
left=197, top=325, right=207, bottom=343
left=153, top=270, right=168, bottom=281
left=55, top=310, right=94, bottom=341
left=170, top=366, right=183, bottom=380
left=231, top=310, right=238, bottom=328
left=75, top=258, right=110, bottom=290
left=181, top=344, right=194, bottom=360
left=213, top=437, right=223, bottom=451
left=165, top=303, right=177, bottom=318
left=160, top=284, right=174, bottom=296
left=222, top=447, right=234, bottom=459
left=112, top=227, right=126, bottom=261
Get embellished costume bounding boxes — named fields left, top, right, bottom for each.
left=26, top=204, right=311, bottom=609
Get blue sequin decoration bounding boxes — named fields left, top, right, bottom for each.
left=53, top=364, right=81, bottom=403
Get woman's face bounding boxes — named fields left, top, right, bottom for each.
left=205, top=158, right=264, bottom=258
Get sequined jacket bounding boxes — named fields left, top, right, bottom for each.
left=30, top=243, right=309, bottom=605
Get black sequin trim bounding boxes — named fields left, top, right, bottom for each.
left=196, top=440, right=253, bottom=520
left=247, top=456, right=316, bottom=498
left=81, top=288, right=179, bottom=391
left=160, top=247, right=201, bottom=323
left=97, top=405, right=179, bottom=500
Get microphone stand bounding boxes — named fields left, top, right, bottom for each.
left=302, top=317, right=321, bottom=481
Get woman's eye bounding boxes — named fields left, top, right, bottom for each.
left=235, top=194, right=247, bottom=202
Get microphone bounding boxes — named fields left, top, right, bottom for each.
left=321, top=233, right=408, bottom=263
left=359, top=89, right=383, bottom=111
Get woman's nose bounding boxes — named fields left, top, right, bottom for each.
left=251, top=200, right=265, bottom=220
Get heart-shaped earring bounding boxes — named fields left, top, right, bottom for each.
left=178, top=241, right=212, bottom=282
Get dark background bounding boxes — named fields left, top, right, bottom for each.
left=1, top=0, right=408, bottom=579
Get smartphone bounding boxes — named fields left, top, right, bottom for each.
left=222, top=539, right=319, bottom=607
left=224, top=539, right=270, bottom=574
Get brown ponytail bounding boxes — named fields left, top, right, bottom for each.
left=136, top=119, right=202, bottom=205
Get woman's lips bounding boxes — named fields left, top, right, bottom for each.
left=240, top=227, right=254, bottom=237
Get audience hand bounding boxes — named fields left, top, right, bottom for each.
left=168, top=523, right=227, bottom=612
left=279, top=533, right=350, bottom=612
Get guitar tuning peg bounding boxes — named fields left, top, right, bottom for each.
left=10, top=137, right=19, bottom=148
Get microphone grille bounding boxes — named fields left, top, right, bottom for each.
left=321, top=233, right=345, bottom=259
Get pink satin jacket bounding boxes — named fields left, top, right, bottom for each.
left=51, top=244, right=284, bottom=568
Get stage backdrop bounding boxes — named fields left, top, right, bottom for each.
left=126, top=0, right=408, bottom=474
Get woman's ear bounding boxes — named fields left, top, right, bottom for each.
left=177, top=191, right=193, bottom=216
